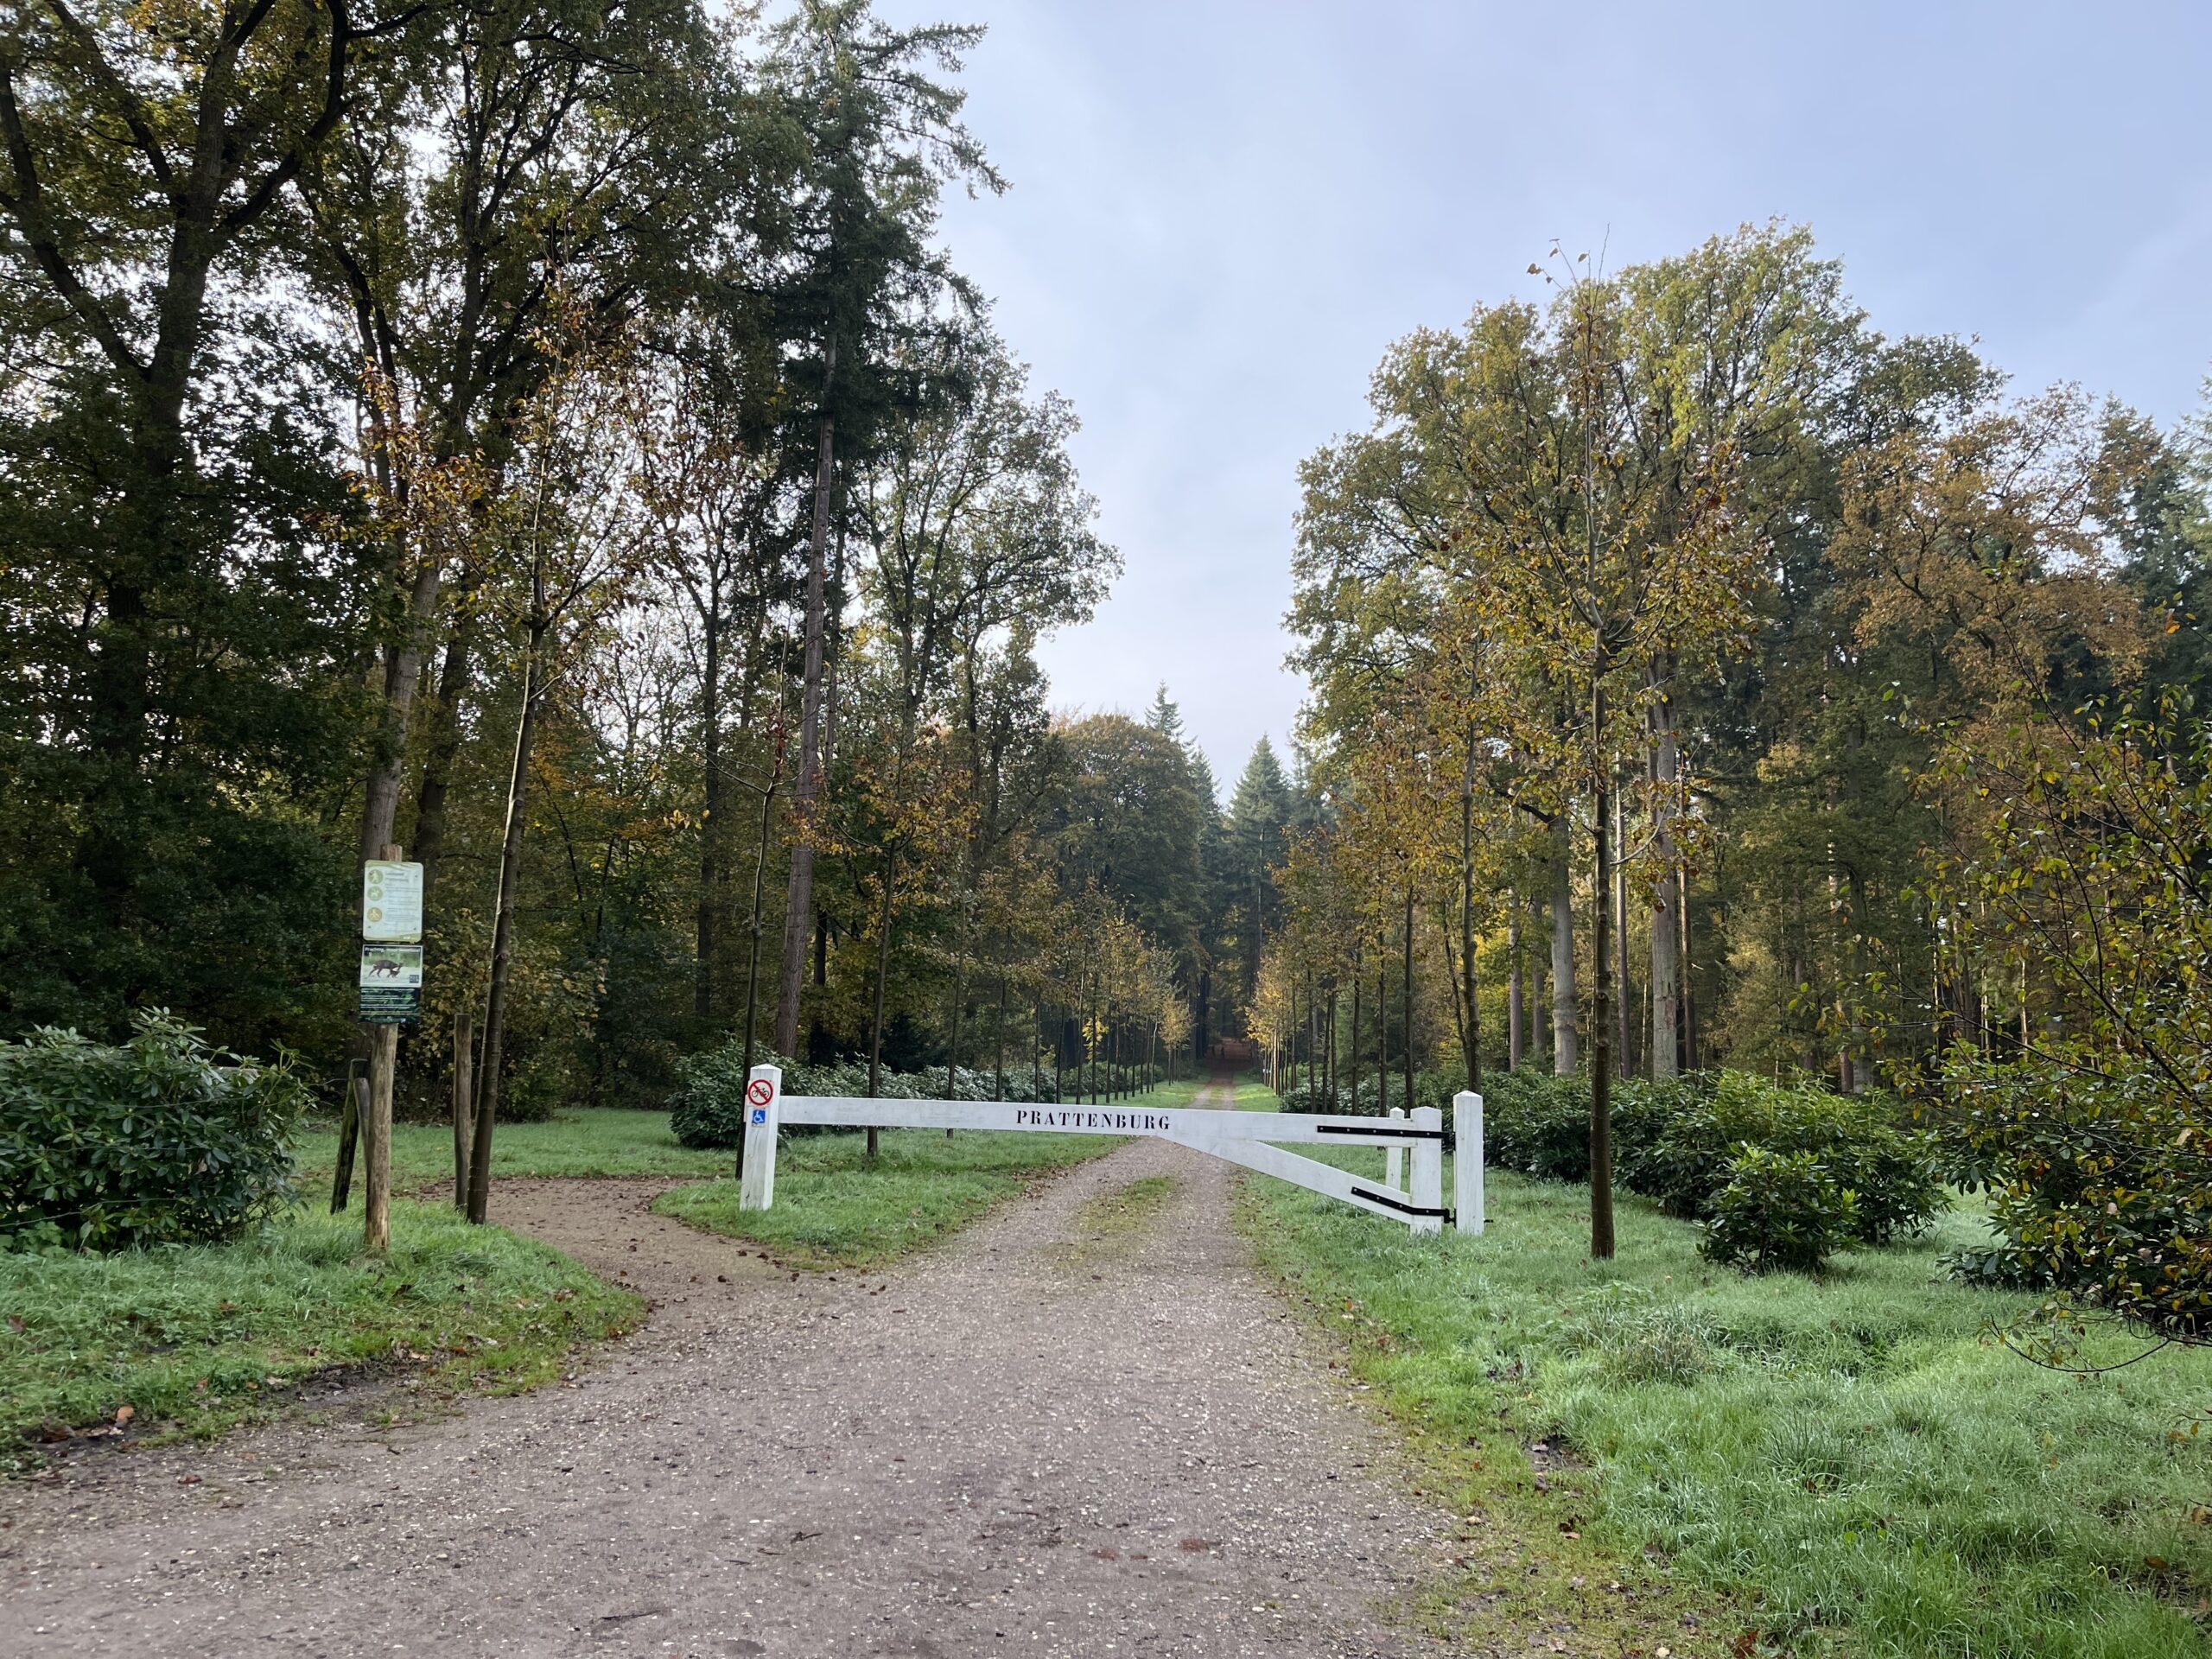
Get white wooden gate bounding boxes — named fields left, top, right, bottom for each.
left=732, top=1065, right=1484, bottom=1236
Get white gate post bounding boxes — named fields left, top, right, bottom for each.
left=1409, top=1105, right=1443, bottom=1236
left=738, top=1064, right=784, bottom=1211
left=1384, top=1105, right=1406, bottom=1192
left=1453, top=1090, right=1484, bottom=1235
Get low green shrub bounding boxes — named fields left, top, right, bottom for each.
left=1609, top=1072, right=1715, bottom=1201
left=668, top=1046, right=794, bottom=1150
left=1629, top=1072, right=1942, bottom=1244
left=1481, top=1069, right=1596, bottom=1179
left=1277, top=1076, right=1421, bottom=1116
left=1479, top=1070, right=1711, bottom=1183
left=1928, top=1047, right=2212, bottom=1334
left=1479, top=1066, right=1944, bottom=1250
left=1699, top=1146, right=1860, bottom=1274
left=1818, top=1119, right=1948, bottom=1247
left=0, top=1012, right=307, bottom=1251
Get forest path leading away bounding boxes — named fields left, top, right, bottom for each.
left=1, top=1088, right=1486, bottom=1657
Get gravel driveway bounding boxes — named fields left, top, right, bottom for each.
left=1, top=1091, right=1477, bottom=1656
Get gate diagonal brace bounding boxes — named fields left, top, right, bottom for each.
left=1160, top=1130, right=1447, bottom=1234
left=1348, top=1180, right=1454, bottom=1224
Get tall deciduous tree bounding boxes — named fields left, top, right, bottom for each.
left=764, top=0, right=1001, bottom=1059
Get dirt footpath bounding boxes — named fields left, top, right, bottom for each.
left=0, top=1090, right=1468, bottom=1657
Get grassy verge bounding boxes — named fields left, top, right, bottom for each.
left=1, top=1200, right=640, bottom=1466
left=654, top=1126, right=1122, bottom=1268
left=293, top=1107, right=731, bottom=1198
left=1242, top=1141, right=2212, bottom=1658
left=1130, top=1076, right=1207, bottom=1107
left=1229, top=1074, right=1285, bottom=1108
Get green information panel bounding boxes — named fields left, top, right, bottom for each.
left=359, top=944, right=423, bottom=1024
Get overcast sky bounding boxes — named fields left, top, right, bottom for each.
left=879, top=0, right=2212, bottom=795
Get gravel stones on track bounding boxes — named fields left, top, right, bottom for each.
left=1, top=1093, right=1462, bottom=1656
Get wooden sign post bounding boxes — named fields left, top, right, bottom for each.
left=358, top=843, right=423, bottom=1253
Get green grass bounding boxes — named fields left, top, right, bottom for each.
left=1242, top=1147, right=2212, bottom=1658
left=293, top=1107, right=734, bottom=1197
left=1129, top=1076, right=1207, bottom=1107
left=654, top=1127, right=1121, bottom=1268
left=0, top=1201, right=640, bottom=1465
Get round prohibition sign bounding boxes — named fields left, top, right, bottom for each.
left=746, top=1077, right=774, bottom=1108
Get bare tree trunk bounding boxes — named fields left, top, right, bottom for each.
left=773, top=395, right=836, bottom=1054
left=864, top=842, right=897, bottom=1166
left=741, top=764, right=779, bottom=1078
left=1614, top=781, right=1636, bottom=1078
left=1549, top=817, right=1579, bottom=1076
left=944, top=909, right=968, bottom=1102
left=362, top=839, right=404, bottom=1252
left=696, top=587, right=724, bottom=1025
left=1648, top=674, right=1682, bottom=1077
left=357, top=572, right=442, bottom=870
left=451, top=1009, right=474, bottom=1211
left=1325, top=986, right=1337, bottom=1101
left=1534, top=893, right=1552, bottom=1064
left=364, top=1035, right=397, bottom=1246
left=409, top=612, right=476, bottom=899
left=1679, top=868, right=1698, bottom=1071
left=1508, top=899, right=1524, bottom=1070
left=1376, top=956, right=1389, bottom=1116
left=1348, top=948, right=1363, bottom=1113
left=1458, top=736, right=1481, bottom=1089
left=1456, top=916, right=1479, bottom=1093
left=467, top=626, right=543, bottom=1225
left=1402, top=887, right=1416, bottom=1110
left=995, top=973, right=1009, bottom=1101
left=353, top=561, right=439, bottom=1254
left=1590, top=683, right=1617, bottom=1262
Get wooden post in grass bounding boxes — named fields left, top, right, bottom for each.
left=331, top=1058, right=363, bottom=1212
left=1453, top=1090, right=1484, bottom=1236
left=363, top=841, right=401, bottom=1253
left=1384, top=1106, right=1406, bottom=1192
left=452, top=1009, right=474, bottom=1211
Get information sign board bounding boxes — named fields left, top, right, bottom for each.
left=359, top=944, right=423, bottom=1023
left=362, top=861, right=423, bottom=943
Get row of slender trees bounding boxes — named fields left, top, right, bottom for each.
left=1260, top=223, right=2210, bottom=1261
left=0, top=2, right=1302, bottom=1228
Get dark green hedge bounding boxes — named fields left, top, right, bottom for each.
left=1479, top=1066, right=1945, bottom=1261
left=0, top=1012, right=306, bottom=1251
